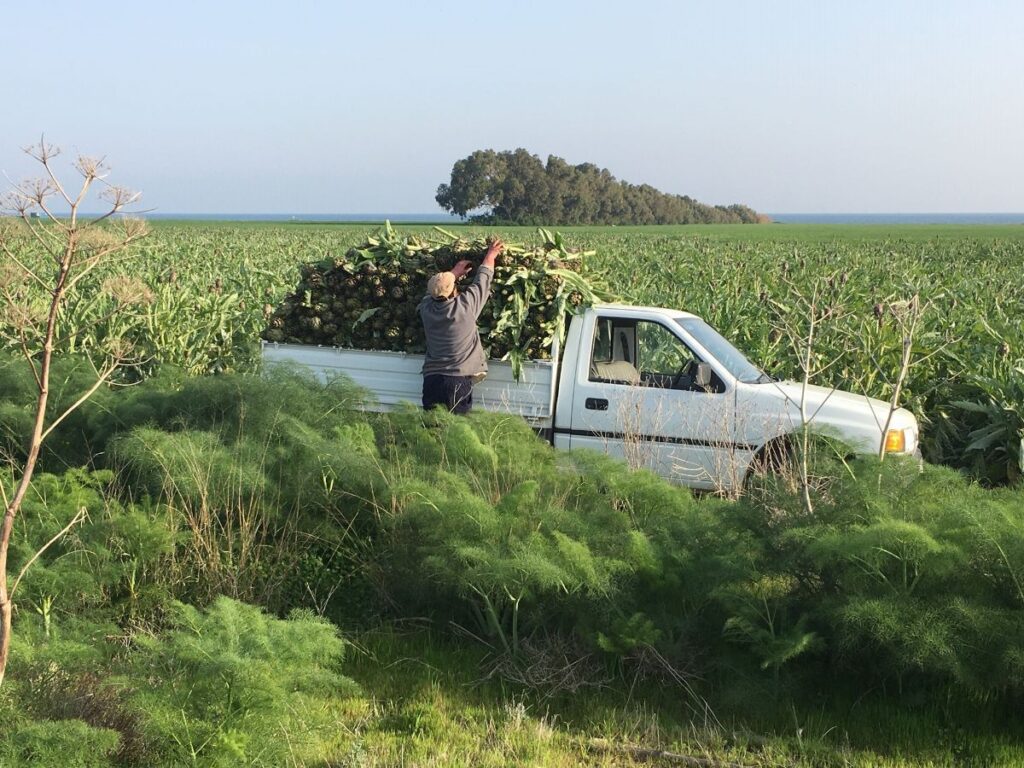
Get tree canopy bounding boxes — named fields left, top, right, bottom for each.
left=436, top=149, right=765, bottom=225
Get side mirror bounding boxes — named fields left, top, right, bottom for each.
left=695, top=362, right=712, bottom=388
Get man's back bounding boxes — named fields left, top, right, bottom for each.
left=418, top=240, right=503, bottom=414
left=418, top=265, right=493, bottom=377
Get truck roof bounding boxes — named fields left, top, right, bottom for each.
left=590, top=302, right=702, bottom=321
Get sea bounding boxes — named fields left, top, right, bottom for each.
left=135, top=212, right=1024, bottom=225
left=766, top=213, right=1024, bottom=225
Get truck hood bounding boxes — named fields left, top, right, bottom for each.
left=755, top=380, right=919, bottom=452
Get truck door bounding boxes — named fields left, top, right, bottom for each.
left=568, top=315, right=739, bottom=490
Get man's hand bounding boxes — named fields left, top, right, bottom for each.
left=451, top=259, right=474, bottom=279
left=482, top=238, right=504, bottom=269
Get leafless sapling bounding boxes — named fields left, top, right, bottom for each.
left=0, top=139, right=149, bottom=687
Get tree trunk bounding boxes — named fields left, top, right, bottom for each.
left=0, top=148, right=138, bottom=688
left=0, top=497, right=25, bottom=688
left=0, top=256, right=67, bottom=686
left=0, top=445, right=47, bottom=686
left=0, top=584, right=10, bottom=688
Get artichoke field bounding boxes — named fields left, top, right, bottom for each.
left=2, top=218, right=1020, bottom=482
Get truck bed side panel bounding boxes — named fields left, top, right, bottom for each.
left=262, top=343, right=555, bottom=426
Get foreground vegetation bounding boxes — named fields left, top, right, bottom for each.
left=1, top=363, right=1023, bottom=765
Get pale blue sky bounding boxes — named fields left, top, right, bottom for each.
left=4, top=1, right=1022, bottom=214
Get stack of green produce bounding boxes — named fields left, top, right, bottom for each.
left=261, top=223, right=607, bottom=372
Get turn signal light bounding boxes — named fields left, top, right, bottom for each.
left=884, top=429, right=906, bottom=454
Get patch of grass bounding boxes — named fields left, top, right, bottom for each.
left=340, top=625, right=1024, bottom=767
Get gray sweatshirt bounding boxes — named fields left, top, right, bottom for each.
left=418, top=265, right=494, bottom=377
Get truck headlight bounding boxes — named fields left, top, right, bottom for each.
left=884, top=429, right=906, bottom=454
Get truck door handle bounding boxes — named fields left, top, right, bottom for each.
left=585, top=398, right=609, bottom=411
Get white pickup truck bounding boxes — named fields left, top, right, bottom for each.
left=263, top=304, right=920, bottom=492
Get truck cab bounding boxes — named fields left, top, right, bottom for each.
left=552, top=305, right=919, bottom=491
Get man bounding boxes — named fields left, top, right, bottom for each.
left=418, top=238, right=504, bottom=413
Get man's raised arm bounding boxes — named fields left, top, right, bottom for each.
left=455, top=239, right=503, bottom=318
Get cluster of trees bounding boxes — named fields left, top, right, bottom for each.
left=436, top=148, right=765, bottom=225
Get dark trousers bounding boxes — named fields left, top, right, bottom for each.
left=422, top=374, right=474, bottom=414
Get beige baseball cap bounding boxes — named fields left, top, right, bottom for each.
left=427, top=271, right=456, bottom=299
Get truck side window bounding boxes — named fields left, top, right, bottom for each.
left=635, top=322, right=691, bottom=385
left=592, top=318, right=612, bottom=361
left=589, top=318, right=640, bottom=384
left=634, top=321, right=724, bottom=392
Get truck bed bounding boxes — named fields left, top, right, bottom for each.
left=262, top=342, right=557, bottom=425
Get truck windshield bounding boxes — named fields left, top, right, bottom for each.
left=675, top=318, right=767, bottom=383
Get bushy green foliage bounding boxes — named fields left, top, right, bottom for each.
left=0, top=354, right=125, bottom=469
left=6, top=361, right=1024, bottom=756
left=66, top=368, right=1024, bottom=702
left=3, top=597, right=359, bottom=767
left=86, top=365, right=368, bottom=459
left=15, top=665, right=148, bottom=764
left=0, top=365, right=378, bottom=615
left=371, top=409, right=1024, bottom=703
left=0, top=718, right=121, bottom=768
left=0, top=460, right=359, bottom=764
left=722, top=454, right=1024, bottom=697
left=105, top=406, right=378, bottom=613
left=720, top=574, right=823, bottom=680
left=8, top=469, right=174, bottom=626
left=377, top=410, right=666, bottom=655
left=111, top=427, right=267, bottom=505
left=2, top=465, right=361, bottom=765
left=130, top=597, right=358, bottom=766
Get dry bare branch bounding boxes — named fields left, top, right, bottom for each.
left=479, top=632, right=611, bottom=698
left=22, top=187, right=65, bottom=230
left=65, top=236, right=148, bottom=293
left=0, top=139, right=147, bottom=687
left=2, top=295, right=46, bottom=333
left=99, top=184, right=142, bottom=210
left=115, top=216, right=149, bottom=240
left=10, top=506, right=88, bottom=598
left=16, top=177, right=57, bottom=207
left=100, top=275, right=155, bottom=307
left=18, top=332, right=42, bottom=391
left=74, top=154, right=109, bottom=181
left=39, top=355, right=124, bottom=443
left=3, top=189, right=37, bottom=218
left=0, top=192, right=29, bottom=216
left=22, top=137, right=60, bottom=165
